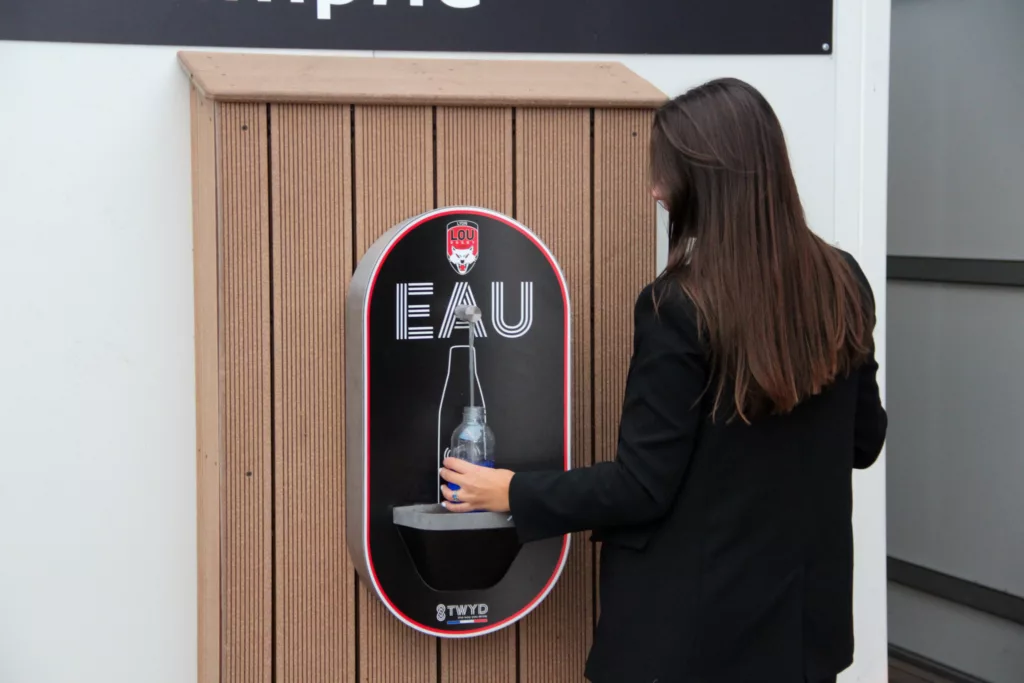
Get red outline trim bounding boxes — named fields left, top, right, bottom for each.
left=364, top=208, right=571, bottom=636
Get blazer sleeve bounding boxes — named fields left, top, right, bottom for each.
left=842, top=250, right=888, bottom=469
left=508, top=284, right=707, bottom=543
left=854, top=349, right=887, bottom=469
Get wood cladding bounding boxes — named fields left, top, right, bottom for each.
left=593, top=109, right=657, bottom=467
left=270, top=104, right=356, bottom=683
left=217, top=102, right=274, bottom=683
left=191, top=82, right=658, bottom=683
left=354, top=106, right=434, bottom=258
left=436, top=107, right=514, bottom=214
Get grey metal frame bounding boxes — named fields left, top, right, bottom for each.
left=345, top=214, right=418, bottom=586
left=888, top=256, right=1024, bottom=287
left=889, top=644, right=991, bottom=683
left=886, top=255, right=1024, bottom=625
left=344, top=206, right=574, bottom=637
left=888, top=557, right=1024, bottom=627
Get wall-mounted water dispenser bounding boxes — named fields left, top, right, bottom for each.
left=346, top=207, right=571, bottom=637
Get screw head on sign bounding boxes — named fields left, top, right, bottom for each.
left=822, top=43, right=831, bottom=51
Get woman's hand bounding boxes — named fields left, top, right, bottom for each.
left=440, top=458, right=514, bottom=513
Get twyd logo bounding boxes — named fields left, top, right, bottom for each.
left=435, top=603, right=490, bottom=623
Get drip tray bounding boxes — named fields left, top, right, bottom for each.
left=393, top=504, right=520, bottom=591
left=393, top=503, right=514, bottom=531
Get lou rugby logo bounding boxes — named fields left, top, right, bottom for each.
left=446, top=220, right=479, bottom=275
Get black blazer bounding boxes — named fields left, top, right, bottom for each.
left=509, top=252, right=887, bottom=683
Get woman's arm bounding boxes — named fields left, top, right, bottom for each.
left=840, top=251, right=888, bottom=469
left=852, top=269, right=887, bottom=469
left=853, top=349, right=887, bottom=469
left=506, top=284, right=707, bottom=543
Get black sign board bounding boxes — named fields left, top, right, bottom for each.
left=0, top=1, right=833, bottom=56
left=346, top=207, right=571, bottom=636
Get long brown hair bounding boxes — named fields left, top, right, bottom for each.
left=650, top=78, right=873, bottom=423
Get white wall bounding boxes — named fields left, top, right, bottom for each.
left=0, top=2, right=890, bottom=680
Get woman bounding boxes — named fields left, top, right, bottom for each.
left=439, top=78, right=887, bottom=683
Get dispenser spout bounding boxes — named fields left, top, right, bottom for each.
left=455, top=305, right=482, bottom=324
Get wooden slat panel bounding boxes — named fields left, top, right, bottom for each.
left=593, top=109, right=658, bottom=616
left=515, top=107, right=593, bottom=682
left=441, top=635, right=516, bottom=683
left=218, top=103, right=274, bottom=683
left=594, top=109, right=656, bottom=460
left=271, top=104, right=356, bottom=683
left=436, top=107, right=514, bottom=213
left=190, top=87, right=221, bottom=683
left=353, top=105, right=437, bottom=683
left=179, top=52, right=667, bottom=108
left=355, top=106, right=435, bottom=256
left=435, top=106, right=517, bottom=683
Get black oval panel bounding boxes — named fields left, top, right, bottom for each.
left=358, top=208, right=570, bottom=636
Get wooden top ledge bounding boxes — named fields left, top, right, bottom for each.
left=178, top=51, right=667, bottom=108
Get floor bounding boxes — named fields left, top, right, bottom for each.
left=890, top=658, right=957, bottom=683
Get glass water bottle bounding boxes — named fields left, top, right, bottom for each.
left=448, top=406, right=495, bottom=492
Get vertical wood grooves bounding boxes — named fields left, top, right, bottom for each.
left=592, top=109, right=657, bottom=622
left=589, top=107, right=599, bottom=637
left=593, top=109, right=656, bottom=465
left=354, top=105, right=437, bottom=683
left=191, top=88, right=221, bottom=683
left=515, top=108, right=594, bottom=682
left=436, top=106, right=517, bottom=683
left=355, top=106, right=434, bottom=258
left=271, top=104, right=355, bottom=683
left=266, top=103, right=277, bottom=683
left=432, top=106, right=439, bottom=210
left=511, top=109, right=517, bottom=219
left=219, top=102, right=273, bottom=683
left=436, top=107, right=514, bottom=214
left=349, top=104, right=361, bottom=683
